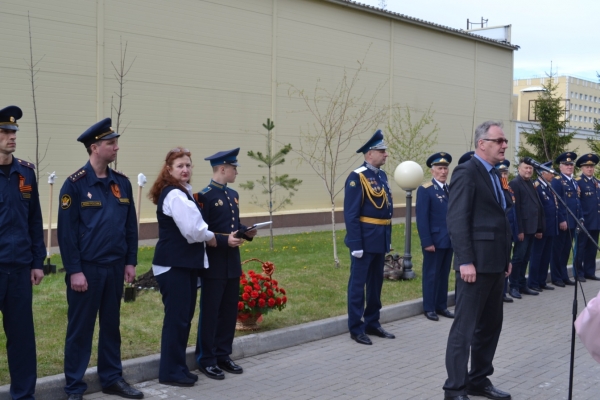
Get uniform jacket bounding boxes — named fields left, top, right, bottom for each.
left=195, top=180, right=251, bottom=279
left=534, top=178, right=559, bottom=237
left=506, top=184, right=519, bottom=241
left=0, top=157, right=45, bottom=270
left=57, top=161, right=138, bottom=274
left=416, top=179, right=451, bottom=249
left=576, top=174, right=600, bottom=231
left=343, top=162, right=393, bottom=254
left=447, top=157, right=513, bottom=273
left=509, top=175, right=545, bottom=235
left=551, top=173, right=581, bottom=228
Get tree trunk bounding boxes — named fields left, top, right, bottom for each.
left=331, top=202, right=340, bottom=268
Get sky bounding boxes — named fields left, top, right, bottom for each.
left=357, top=0, right=600, bottom=82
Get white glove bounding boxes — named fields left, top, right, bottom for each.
left=351, top=250, right=364, bottom=259
left=138, top=173, right=147, bottom=187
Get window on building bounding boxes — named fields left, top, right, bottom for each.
left=584, top=106, right=588, bottom=112
left=585, top=95, right=588, bottom=100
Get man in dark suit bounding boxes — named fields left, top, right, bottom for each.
left=508, top=160, right=544, bottom=298
left=550, top=152, right=579, bottom=287
left=195, top=148, right=256, bottom=380
left=575, top=153, right=600, bottom=281
left=528, top=162, right=559, bottom=291
left=344, top=130, right=394, bottom=345
left=443, top=121, right=512, bottom=400
left=416, top=152, right=454, bottom=321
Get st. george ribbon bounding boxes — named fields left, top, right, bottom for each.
left=523, top=157, right=558, bottom=175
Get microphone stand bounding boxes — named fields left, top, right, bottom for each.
left=535, top=167, right=597, bottom=400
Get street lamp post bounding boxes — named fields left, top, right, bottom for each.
left=394, top=161, right=424, bottom=280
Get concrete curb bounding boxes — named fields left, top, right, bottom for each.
left=0, top=292, right=454, bottom=400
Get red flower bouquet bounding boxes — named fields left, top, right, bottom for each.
left=238, top=259, right=287, bottom=319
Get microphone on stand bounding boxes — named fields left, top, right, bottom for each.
left=523, top=157, right=558, bottom=175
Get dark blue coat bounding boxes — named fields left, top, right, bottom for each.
left=534, top=178, right=559, bottom=237
left=0, top=157, right=45, bottom=270
left=57, top=161, right=138, bottom=273
left=576, top=174, right=600, bottom=231
left=416, top=180, right=450, bottom=249
left=195, top=180, right=251, bottom=279
left=344, top=163, right=393, bottom=254
left=506, top=184, right=519, bottom=241
left=551, top=173, right=581, bottom=229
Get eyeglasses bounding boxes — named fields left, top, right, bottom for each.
left=481, top=138, right=508, bottom=145
left=170, top=147, right=190, bottom=154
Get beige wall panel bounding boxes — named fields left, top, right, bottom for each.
left=476, top=62, right=512, bottom=94
left=4, top=0, right=96, bottom=26
left=474, top=43, right=512, bottom=67
left=393, top=23, right=476, bottom=60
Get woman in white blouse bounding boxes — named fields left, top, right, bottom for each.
left=147, top=147, right=216, bottom=387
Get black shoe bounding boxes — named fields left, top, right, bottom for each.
left=159, top=377, right=195, bottom=387
left=217, top=359, right=244, bottom=374
left=585, top=275, right=600, bottom=281
left=564, top=279, right=576, bottom=286
left=436, top=309, right=455, bottom=319
left=67, top=395, right=83, bottom=400
left=185, top=371, right=199, bottom=382
left=520, top=287, right=539, bottom=295
left=576, top=276, right=587, bottom=282
left=444, top=396, right=470, bottom=400
left=540, top=285, right=555, bottom=290
left=424, top=311, right=439, bottom=321
left=502, top=296, right=513, bottom=303
left=102, top=380, right=144, bottom=399
left=528, top=286, right=543, bottom=292
left=350, top=333, right=372, bottom=345
left=365, top=326, right=396, bottom=338
left=509, top=288, right=521, bottom=299
left=198, top=364, right=225, bottom=380
left=553, top=280, right=565, bottom=287
left=467, top=384, right=511, bottom=399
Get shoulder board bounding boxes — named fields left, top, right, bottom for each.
left=200, top=186, right=212, bottom=195
left=575, top=177, right=582, bottom=181
left=533, top=181, right=540, bottom=188
left=68, top=169, right=87, bottom=182
left=421, top=182, right=433, bottom=188
left=112, top=169, right=129, bottom=178
left=353, top=166, right=367, bottom=174
left=554, top=176, right=561, bottom=180
left=16, top=158, right=36, bottom=169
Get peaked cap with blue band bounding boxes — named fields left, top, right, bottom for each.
left=458, top=151, right=474, bottom=165
left=555, top=151, right=577, bottom=164
left=541, top=161, right=553, bottom=169
left=77, top=118, right=120, bottom=148
left=495, top=159, right=510, bottom=171
left=205, top=148, right=240, bottom=166
left=426, top=152, right=452, bottom=168
left=576, top=153, right=599, bottom=167
left=0, top=106, right=23, bottom=131
left=356, top=130, right=387, bottom=154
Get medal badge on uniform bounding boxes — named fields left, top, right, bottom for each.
left=111, top=183, right=121, bottom=198
left=87, top=192, right=92, bottom=199
left=218, top=199, right=223, bottom=206
left=61, top=194, right=72, bottom=209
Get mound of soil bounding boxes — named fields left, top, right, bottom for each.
left=133, top=268, right=159, bottom=290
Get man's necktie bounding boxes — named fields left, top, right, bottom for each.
left=443, top=184, right=449, bottom=198
left=490, top=169, right=502, bottom=206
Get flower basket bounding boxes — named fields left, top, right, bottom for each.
left=237, top=258, right=287, bottom=331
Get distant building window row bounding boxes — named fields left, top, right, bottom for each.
left=570, top=92, right=600, bottom=103
left=571, top=104, right=599, bottom=113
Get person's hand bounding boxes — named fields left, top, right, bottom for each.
left=70, top=272, right=88, bottom=292
left=506, top=262, right=512, bottom=278
left=460, top=263, right=476, bottom=283
left=559, top=221, right=567, bottom=231
left=124, top=265, right=136, bottom=284
left=424, top=245, right=435, bottom=252
left=351, top=250, right=363, bottom=259
left=30, top=269, right=44, bottom=285
left=245, top=228, right=257, bottom=238
left=207, top=235, right=217, bottom=247
left=228, top=232, right=243, bottom=247
left=518, top=233, right=524, bottom=241
left=535, top=233, right=542, bottom=239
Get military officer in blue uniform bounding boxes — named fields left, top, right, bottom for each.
left=550, top=152, right=579, bottom=287
left=528, top=161, right=558, bottom=291
left=0, top=106, right=45, bottom=400
left=57, top=118, right=142, bottom=400
left=195, top=148, right=256, bottom=380
left=575, top=153, right=600, bottom=281
left=496, top=160, right=518, bottom=302
left=416, top=152, right=454, bottom=321
left=344, top=130, right=394, bottom=345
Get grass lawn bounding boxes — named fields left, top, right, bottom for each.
left=0, top=223, right=452, bottom=384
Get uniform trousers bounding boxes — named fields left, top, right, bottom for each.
left=155, top=267, right=199, bottom=382
left=0, top=266, right=37, bottom=400
left=551, top=228, right=574, bottom=283
left=64, top=263, right=125, bottom=394
left=196, top=277, right=239, bottom=367
left=421, top=247, right=453, bottom=312
left=576, top=229, right=599, bottom=278
left=347, top=252, right=384, bottom=336
left=509, top=234, right=535, bottom=290
left=528, top=235, right=554, bottom=288
left=444, top=271, right=504, bottom=397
